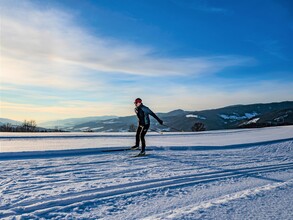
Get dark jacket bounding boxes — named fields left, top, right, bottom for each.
left=135, top=104, right=162, bottom=126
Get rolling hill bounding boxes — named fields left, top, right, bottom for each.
left=72, top=101, right=293, bottom=132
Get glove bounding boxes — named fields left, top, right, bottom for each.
left=158, top=119, right=163, bottom=125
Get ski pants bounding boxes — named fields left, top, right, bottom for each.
left=135, top=124, right=150, bottom=152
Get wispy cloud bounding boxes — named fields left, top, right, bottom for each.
left=1, top=1, right=252, bottom=91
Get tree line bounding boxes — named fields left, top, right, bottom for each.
left=0, top=120, right=64, bottom=132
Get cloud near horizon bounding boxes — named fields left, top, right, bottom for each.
left=2, top=79, right=293, bottom=122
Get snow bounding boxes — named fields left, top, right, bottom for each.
left=91, top=127, right=104, bottom=131
left=247, top=117, right=260, bottom=124
left=240, top=117, right=260, bottom=126
left=186, top=114, right=206, bottom=120
left=274, top=114, right=289, bottom=121
left=0, top=126, right=293, bottom=219
left=103, top=121, right=117, bottom=124
left=220, top=112, right=258, bottom=120
left=244, top=112, right=258, bottom=118
left=146, top=180, right=293, bottom=220
left=79, top=127, right=90, bottom=131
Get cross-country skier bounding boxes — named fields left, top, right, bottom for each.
left=131, top=98, right=163, bottom=156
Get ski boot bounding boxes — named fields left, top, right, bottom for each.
left=137, top=151, right=146, bottom=156
left=130, top=146, right=139, bottom=150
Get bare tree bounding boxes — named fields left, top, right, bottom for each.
left=0, top=123, right=13, bottom=132
left=22, top=120, right=37, bottom=132
left=0, top=120, right=67, bottom=132
left=29, top=120, right=37, bottom=131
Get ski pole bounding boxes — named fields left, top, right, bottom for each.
left=161, top=124, right=184, bottom=132
left=149, top=128, right=163, bottom=134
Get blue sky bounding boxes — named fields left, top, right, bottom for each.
left=1, top=0, right=293, bottom=122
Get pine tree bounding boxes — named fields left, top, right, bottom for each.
left=191, top=122, right=206, bottom=132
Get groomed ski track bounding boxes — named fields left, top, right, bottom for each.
left=1, top=126, right=293, bottom=219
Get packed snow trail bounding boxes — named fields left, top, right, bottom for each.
left=1, top=126, right=293, bottom=153
left=0, top=126, right=293, bottom=219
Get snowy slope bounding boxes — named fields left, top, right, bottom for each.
left=0, top=126, right=293, bottom=219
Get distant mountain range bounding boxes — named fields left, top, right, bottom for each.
left=67, top=101, right=293, bottom=132
left=0, top=118, right=22, bottom=126
left=1, top=101, right=292, bottom=132
left=38, top=116, right=117, bottom=129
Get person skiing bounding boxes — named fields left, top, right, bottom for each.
left=131, top=98, right=163, bottom=156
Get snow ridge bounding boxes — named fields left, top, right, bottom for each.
left=145, top=179, right=293, bottom=220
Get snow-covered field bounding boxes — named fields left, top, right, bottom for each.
left=0, top=126, right=293, bottom=219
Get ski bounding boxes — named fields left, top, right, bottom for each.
left=102, top=148, right=132, bottom=152
left=102, top=148, right=153, bottom=153
left=102, top=146, right=141, bottom=152
left=132, top=153, right=148, bottom=157
left=132, top=151, right=148, bottom=157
